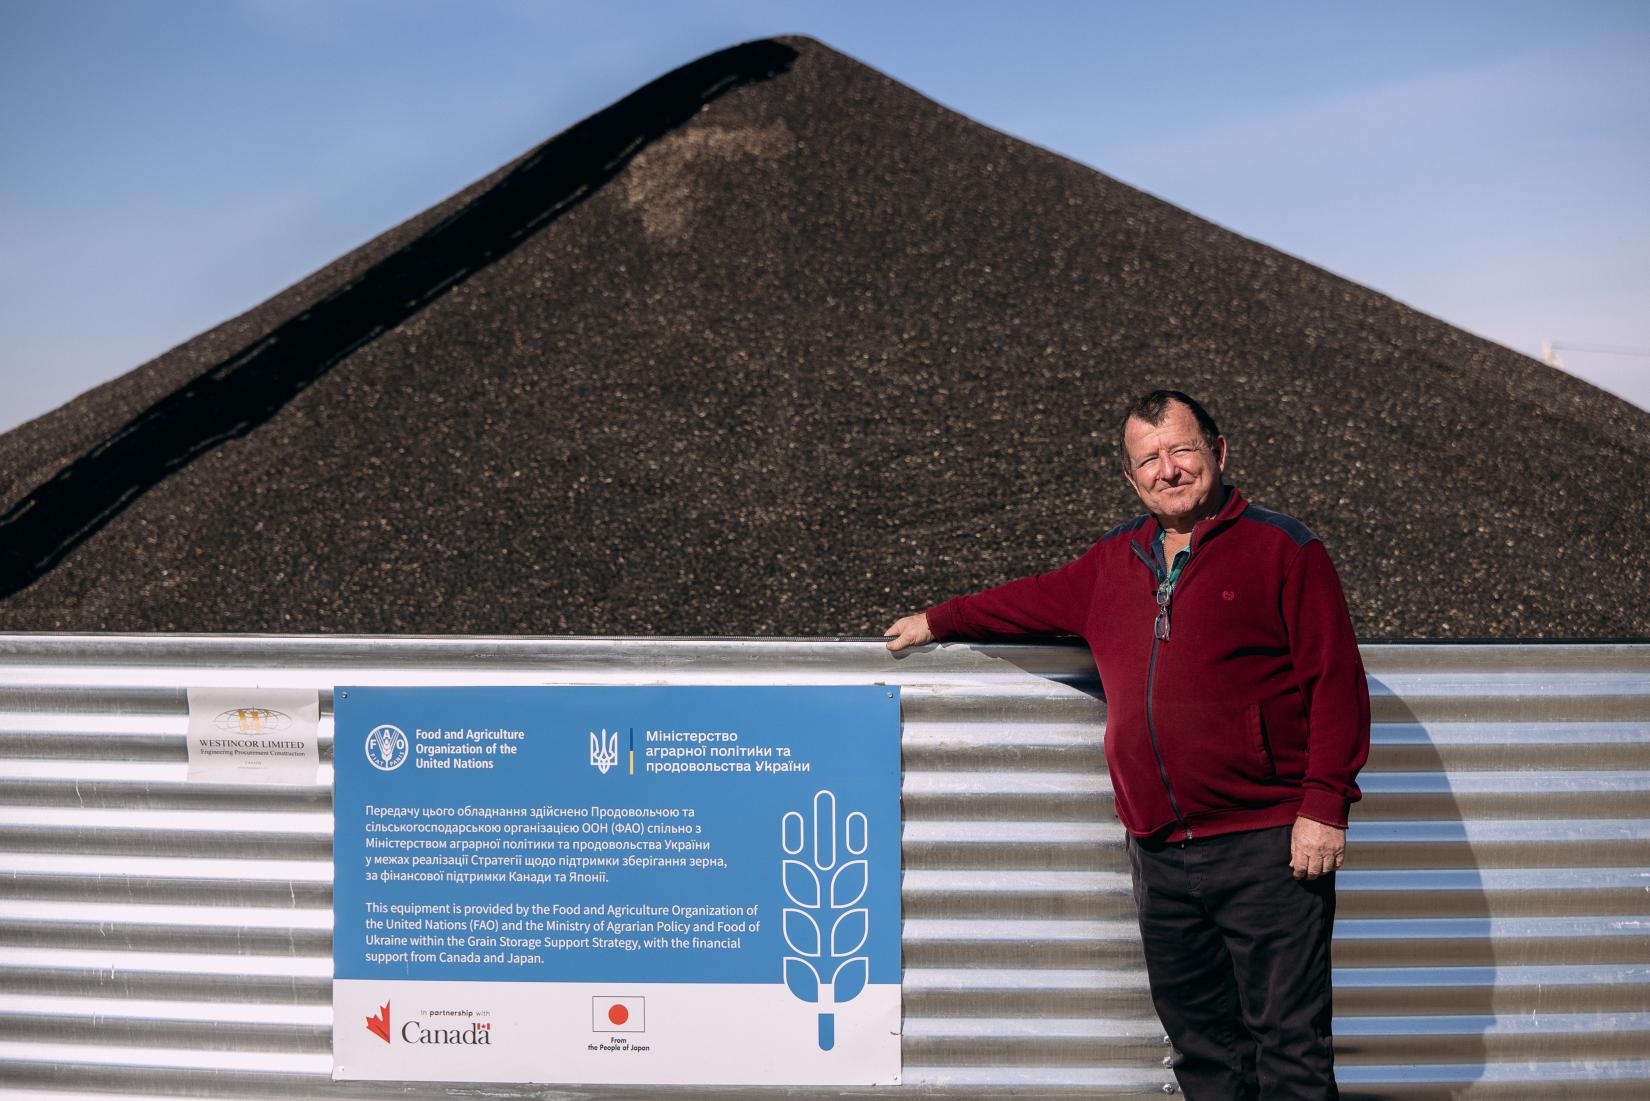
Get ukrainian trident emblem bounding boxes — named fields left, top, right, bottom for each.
left=589, top=728, right=619, bottom=774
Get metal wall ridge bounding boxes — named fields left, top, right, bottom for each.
left=0, top=635, right=1646, bottom=1099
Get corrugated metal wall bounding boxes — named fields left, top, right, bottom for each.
left=0, top=636, right=1645, bottom=1099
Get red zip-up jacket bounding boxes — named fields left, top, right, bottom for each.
left=925, top=486, right=1370, bottom=841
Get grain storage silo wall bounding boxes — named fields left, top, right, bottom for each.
left=0, top=636, right=1645, bottom=1098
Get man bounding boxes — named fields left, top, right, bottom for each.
left=885, top=390, right=1369, bottom=1100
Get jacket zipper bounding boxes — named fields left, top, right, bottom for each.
left=1132, top=540, right=1193, bottom=840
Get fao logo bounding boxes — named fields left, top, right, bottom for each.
left=366, top=724, right=409, bottom=771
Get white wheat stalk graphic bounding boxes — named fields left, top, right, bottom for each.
left=780, top=789, right=869, bottom=1051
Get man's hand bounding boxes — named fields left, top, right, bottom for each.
left=1289, top=816, right=1345, bottom=880
left=883, top=613, right=934, bottom=652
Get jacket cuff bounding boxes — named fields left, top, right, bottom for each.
left=925, top=599, right=960, bottom=641
left=1296, top=789, right=1351, bottom=830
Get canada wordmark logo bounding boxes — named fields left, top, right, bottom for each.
left=364, top=999, right=493, bottom=1045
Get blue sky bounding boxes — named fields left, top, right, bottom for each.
left=2, top=0, right=1647, bottom=433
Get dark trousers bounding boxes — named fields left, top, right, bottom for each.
left=1127, top=825, right=1338, bottom=1101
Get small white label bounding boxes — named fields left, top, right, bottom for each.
left=186, top=688, right=320, bottom=785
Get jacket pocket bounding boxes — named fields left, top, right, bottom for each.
left=1257, top=691, right=1309, bottom=781
left=1246, top=702, right=1274, bottom=779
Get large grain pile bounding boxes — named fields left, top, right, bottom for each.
left=2, top=37, right=1646, bottom=638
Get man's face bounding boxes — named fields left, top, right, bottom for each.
left=1122, top=403, right=1227, bottom=528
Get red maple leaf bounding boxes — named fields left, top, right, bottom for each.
left=366, top=1001, right=391, bottom=1043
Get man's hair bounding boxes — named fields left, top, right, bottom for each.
left=1119, top=389, right=1222, bottom=472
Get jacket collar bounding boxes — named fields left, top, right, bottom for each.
left=1138, top=484, right=1247, bottom=554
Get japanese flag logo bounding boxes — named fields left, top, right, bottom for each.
left=592, top=996, right=645, bottom=1032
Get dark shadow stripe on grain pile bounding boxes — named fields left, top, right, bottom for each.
left=0, top=38, right=799, bottom=599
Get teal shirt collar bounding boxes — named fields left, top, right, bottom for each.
left=1154, top=527, right=1192, bottom=594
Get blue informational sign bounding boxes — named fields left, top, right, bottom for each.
left=331, top=686, right=901, bottom=1086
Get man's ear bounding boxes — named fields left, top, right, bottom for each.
left=1214, top=436, right=1228, bottom=473
left=1122, top=466, right=1148, bottom=505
